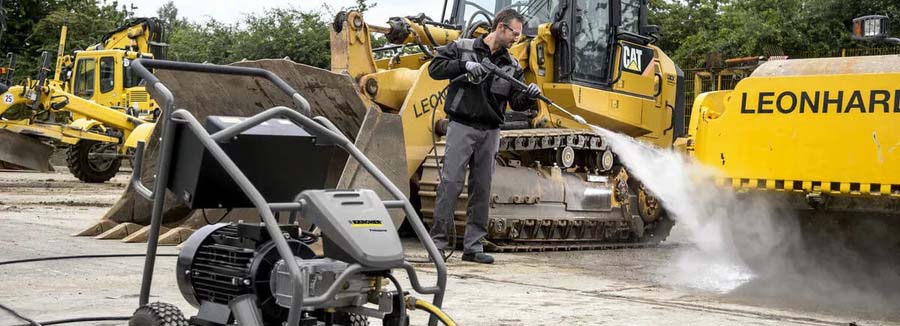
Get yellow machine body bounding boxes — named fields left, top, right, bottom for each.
left=67, top=49, right=158, bottom=115
left=684, top=55, right=900, bottom=206
left=324, top=0, right=684, bottom=250
left=0, top=18, right=163, bottom=180
left=344, top=14, right=681, bottom=177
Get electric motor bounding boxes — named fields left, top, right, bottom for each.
left=176, top=223, right=315, bottom=325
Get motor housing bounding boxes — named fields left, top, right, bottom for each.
left=176, top=223, right=316, bottom=325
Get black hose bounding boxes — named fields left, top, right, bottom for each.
left=0, top=303, right=42, bottom=326
left=14, top=316, right=131, bottom=326
left=407, top=74, right=471, bottom=265
left=415, top=16, right=441, bottom=47
left=384, top=273, right=407, bottom=324
left=0, top=253, right=178, bottom=266
left=431, top=81, right=458, bottom=263
left=463, top=18, right=491, bottom=38
left=440, top=0, right=450, bottom=23
left=201, top=207, right=232, bottom=224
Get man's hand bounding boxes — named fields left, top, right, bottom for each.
left=465, top=61, right=489, bottom=80
left=524, top=83, right=541, bottom=100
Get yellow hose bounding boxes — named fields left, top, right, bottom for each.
left=408, top=297, right=457, bottom=326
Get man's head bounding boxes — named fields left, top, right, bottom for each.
left=490, top=8, right=524, bottom=49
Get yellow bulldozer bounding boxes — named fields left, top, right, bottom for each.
left=79, top=0, right=687, bottom=249
left=678, top=15, right=900, bottom=264
left=0, top=17, right=165, bottom=182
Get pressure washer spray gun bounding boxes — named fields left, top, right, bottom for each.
left=478, top=58, right=589, bottom=125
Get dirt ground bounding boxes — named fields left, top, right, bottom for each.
left=0, top=170, right=897, bottom=326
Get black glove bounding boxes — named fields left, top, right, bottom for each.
left=465, top=61, right=489, bottom=80
left=524, top=83, right=541, bottom=100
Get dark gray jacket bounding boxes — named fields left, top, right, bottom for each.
left=428, top=37, right=534, bottom=130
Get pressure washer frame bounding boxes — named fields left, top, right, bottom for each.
left=128, top=59, right=448, bottom=326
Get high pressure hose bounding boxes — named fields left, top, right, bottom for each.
left=0, top=253, right=178, bottom=266
left=407, top=296, right=457, bottom=326
left=426, top=72, right=479, bottom=263
left=1, top=302, right=131, bottom=326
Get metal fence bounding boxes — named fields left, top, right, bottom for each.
left=679, top=46, right=900, bottom=127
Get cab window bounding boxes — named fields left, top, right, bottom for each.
left=73, top=58, right=96, bottom=98
left=572, top=0, right=611, bottom=83
left=621, top=0, right=641, bottom=34
left=99, top=56, right=115, bottom=93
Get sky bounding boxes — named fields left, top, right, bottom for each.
left=120, top=0, right=449, bottom=27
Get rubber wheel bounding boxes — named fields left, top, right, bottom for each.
left=333, top=312, right=369, bottom=326
left=66, top=140, right=121, bottom=183
left=129, top=302, right=189, bottom=326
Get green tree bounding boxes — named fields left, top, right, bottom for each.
left=649, top=0, right=900, bottom=68
left=156, top=0, right=184, bottom=40
left=4, top=0, right=128, bottom=80
left=167, top=18, right=237, bottom=63
left=231, top=8, right=331, bottom=68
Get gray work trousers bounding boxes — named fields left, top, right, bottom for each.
left=429, top=121, right=500, bottom=254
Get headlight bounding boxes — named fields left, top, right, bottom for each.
left=853, top=15, right=891, bottom=40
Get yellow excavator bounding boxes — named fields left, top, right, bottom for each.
left=678, top=14, right=900, bottom=263
left=81, top=0, right=687, bottom=249
left=0, top=18, right=164, bottom=182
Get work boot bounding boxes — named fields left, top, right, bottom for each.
left=461, top=252, right=494, bottom=264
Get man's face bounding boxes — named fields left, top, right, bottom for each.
left=496, top=19, right=523, bottom=49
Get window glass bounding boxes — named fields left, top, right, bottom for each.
left=521, top=0, right=562, bottom=35
left=73, top=58, right=95, bottom=98
left=621, top=0, right=641, bottom=34
left=123, top=60, right=143, bottom=88
left=99, top=57, right=115, bottom=93
left=572, top=0, right=610, bottom=82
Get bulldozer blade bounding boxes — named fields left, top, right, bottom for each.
left=89, top=59, right=380, bottom=244
left=336, top=108, right=409, bottom=227
left=0, top=129, right=53, bottom=172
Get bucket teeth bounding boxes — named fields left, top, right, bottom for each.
left=94, top=222, right=144, bottom=240
left=158, top=227, right=196, bottom=246
left=72, top=220, right=120, bottom=237
left=121, top=225, right=171, bottom=243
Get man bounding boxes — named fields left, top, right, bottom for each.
left=427, top=8, right=541, bottom=264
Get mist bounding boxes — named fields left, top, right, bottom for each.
left=590, top=125, right=900, bottom=320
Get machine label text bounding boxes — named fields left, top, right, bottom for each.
left=739, top=89, right=900, bottom=114
left=621, top=43, right=654, bottom=75
left=413, top=88, right=448, bottom=118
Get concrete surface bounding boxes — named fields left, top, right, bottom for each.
left=0, top=170, right=896, bottom=326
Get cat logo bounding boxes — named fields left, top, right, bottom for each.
left=621, top=43, right=654, bottom=75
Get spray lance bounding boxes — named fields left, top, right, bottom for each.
left=478, top=58, right=589, bottom=125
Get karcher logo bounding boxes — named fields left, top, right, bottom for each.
left=349, top=219, right=385, bottom=228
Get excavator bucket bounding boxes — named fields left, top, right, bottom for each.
left=0, top=129, right=54, bottom=172
left=75, top=58, right=408, bottom=244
